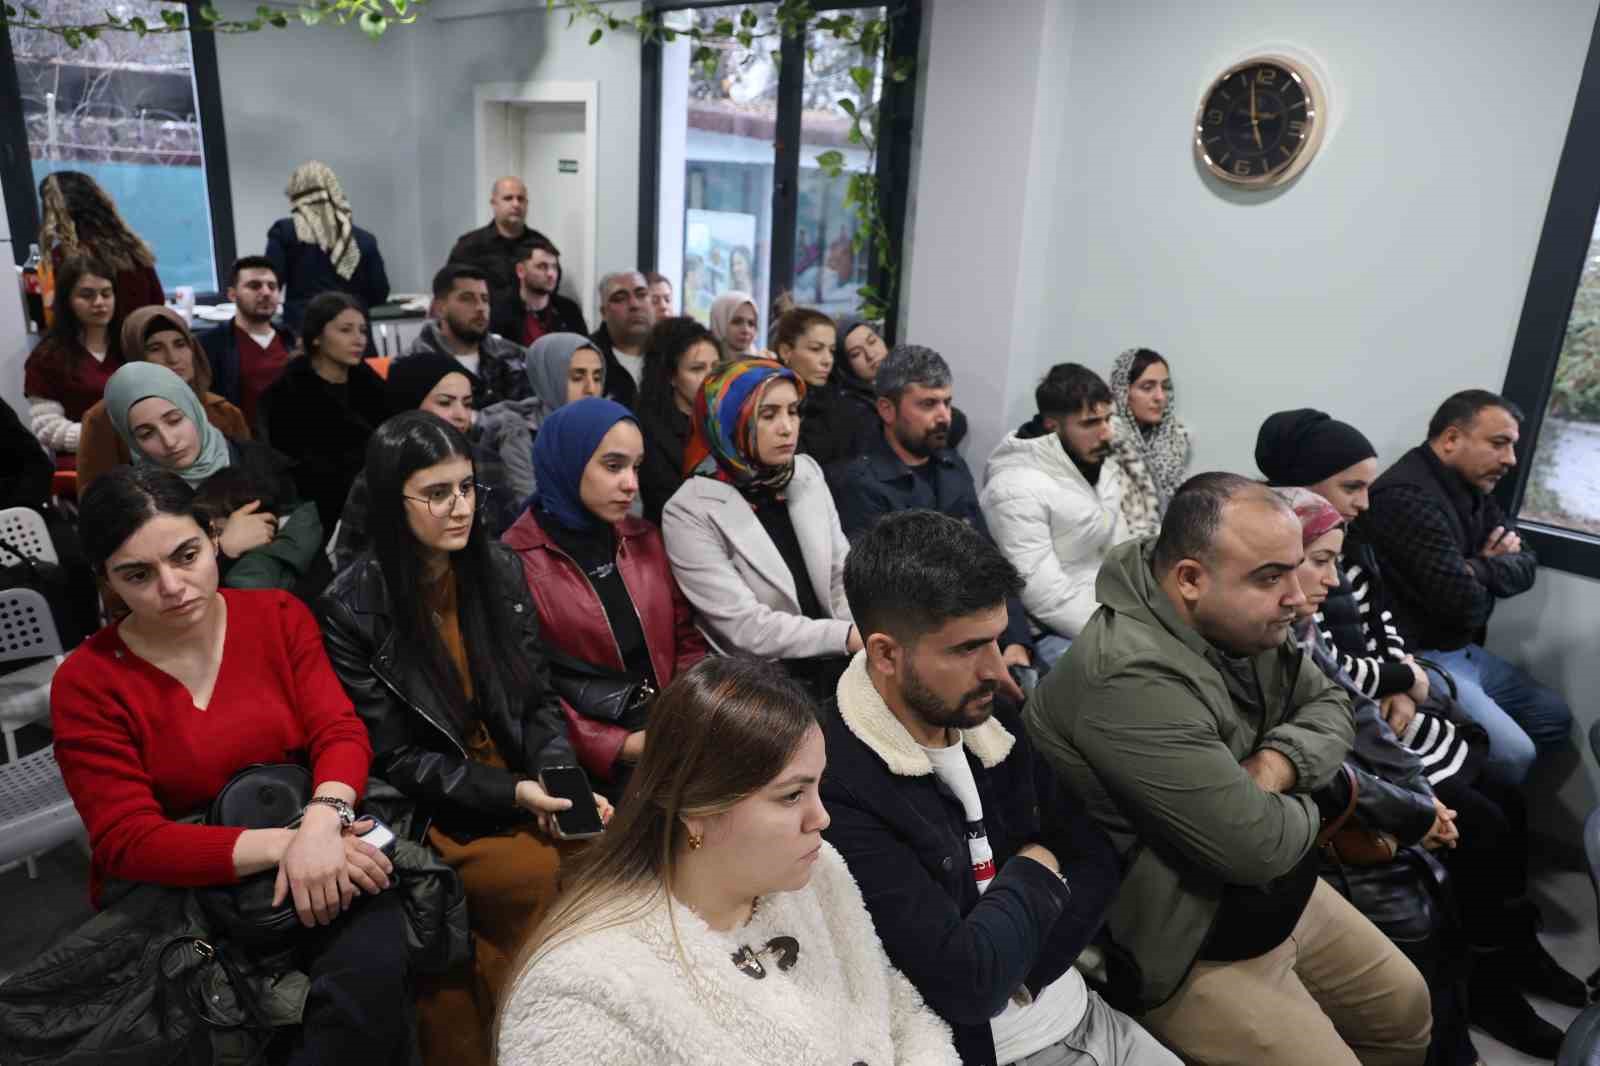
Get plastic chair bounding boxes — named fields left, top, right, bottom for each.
left=0, top=588, right=68, bottom=877
left=1557, top=1002, right=1600, bottom=1064
left=0, top=506, right=59, bottom=567
left=0, top=745, right=84, bottom=878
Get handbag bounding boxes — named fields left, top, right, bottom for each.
left=546, top=649, right=655, bottom=733
left=195, top=764, right=311, bottom=948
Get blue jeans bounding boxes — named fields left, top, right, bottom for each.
left=1420, top=644, right=1573, bottom=786
left=1035, top=634, right=1074, bottom=672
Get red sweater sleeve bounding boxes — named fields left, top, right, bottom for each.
left=279, top=594, right=372, bottom=797
left=51, top=647, right=244, bottom=898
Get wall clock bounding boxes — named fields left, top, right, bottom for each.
left=1194, top=55, right=1326, bottom=187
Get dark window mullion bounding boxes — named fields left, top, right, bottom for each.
left=0, top=26, right=39, bottom=264
left=186, top=1, right=236, bottom=292
left=768, top=24, right=804, bottom=311
left=874, top=0, right=919, bottom=341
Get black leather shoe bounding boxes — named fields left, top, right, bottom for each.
left=1470, top=976, right=1566, bottom=1060
left=1507, top=903, right=1590, bottom=1008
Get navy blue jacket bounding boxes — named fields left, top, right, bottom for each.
left=821, top=695, right=1121, bottom=1066
left=200, top=320, right=297, bottom=406
left=265, top=218, right=390, bottom=332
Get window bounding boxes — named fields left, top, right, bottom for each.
left=0, top=0, right=235, bottom=290
left=1501, top=8, right=1600, bottom=576
left=643, top=1, right=919, bottom=334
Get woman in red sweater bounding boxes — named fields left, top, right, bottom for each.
left=51, top=464, right=415, bottom=1065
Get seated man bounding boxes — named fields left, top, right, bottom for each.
left=1352, top=389, right=1571, bottom=785
left=982, top=363, right=1131, bottom=668
left=590, top=270, right=655, bottom=409
left=403, top=262, right=530, bottom=409
left=1025, top=473, right=1431, bottom=1066
left=646, top=271, right=674, bottom=318
left=202, top=255, right=296, bottom=430
left=823, top=509, right=1177, bottom=1066
left=511, top=235, right=588, bottom=345
left=830, top=344, right=1034, bottom=675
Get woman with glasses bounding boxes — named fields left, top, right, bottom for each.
left=318, top=410, right=612, bottom=1066
left=502, top=398, right=707, bottom=801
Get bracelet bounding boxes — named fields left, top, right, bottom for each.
left=304, top=796, right=356, bottom=829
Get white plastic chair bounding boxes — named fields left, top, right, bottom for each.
left=0, top=506, right=59, bottom=567
left=0, top=588, right=69, bottom=877
left=0, top=745, right=85, bottom=878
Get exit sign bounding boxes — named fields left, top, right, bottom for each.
left=558, top=159, right=578, bottom=174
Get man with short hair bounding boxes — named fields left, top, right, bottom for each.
left=645, top=271, right=674, bottom=318
left=202, top=255, right=296, bottom=431
left=822, top=510, right=1176, bottom=1066
left=403, top=262, right=529, bottom=407
left=448, top=177, right=553, bottom=338
left=1026, top=473, right=1431, bottom=1066
left=1353, top=390, right=1572, bottom=785
left=982, top=363, right=1131, bottom=668
left=590, top=270, right=654, bottom=409
left=509, top=235, right=587, bottom=345
left=830, top=343, right=1033, bottom=670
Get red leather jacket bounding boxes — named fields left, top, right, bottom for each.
left=502, top=509, right=708, bottom=780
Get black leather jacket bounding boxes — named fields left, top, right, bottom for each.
left=317, top=545, right=575, bottom=840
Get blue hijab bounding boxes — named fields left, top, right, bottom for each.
left=532, top=397, right=635, bottom=530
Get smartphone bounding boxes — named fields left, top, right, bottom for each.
left=539, top=765, right=606, bottom=840
left=357, top=817, right=398, bottom=857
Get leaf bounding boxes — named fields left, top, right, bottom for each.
left=299, top=6, right=322, bottom=25
left=269, top=11, right=288, bottom=27
left=588, top=27, right=601, bottom=44
left=837, top=97, right=856, bottom=118
left=815, top=149, right=844, bottom=175
left=662, top=28, right=675, bottom=42
left=391, top=0, right=408, bottom=15
left=198, top=2, right=220, bottom=23
left=736, top=30, right=751, bottom=48
left=711, top=18, right=732, bottom=36
left=892, top=57, right=915, bottom=83
left=850, top=64, right=872, bottom=95
left=740, top=6, right=756, bottom=28
left=359, top=9, right=387, bottom=36
left=129, top=14, right=147, bottom=32
left=61, top=25, right=81, bottom=45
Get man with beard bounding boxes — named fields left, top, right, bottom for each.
left=821, top=510, right=1177, bottom=1066
left=981, top=364, right=1132, bottom=669
left=1026, top=473, right=1431, bottom=1066
left=403, top=262, right=529, bottom=408
left=1350, top=390, right=1571, bottom=783
left=202, top=256, right=296, bottom=430
left=589, top=270, right=655, bottom=409
left=832, top=344, right=1034, bottom=672
left=509, top=235, right=588, bottom=345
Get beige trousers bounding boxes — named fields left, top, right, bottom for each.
left=1138, top=879, right=1432, bottom=1066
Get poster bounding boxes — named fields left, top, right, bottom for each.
left=683, top=208, right=758, bottom=325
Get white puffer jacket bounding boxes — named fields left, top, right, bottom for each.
left=980, top=427, right=1132, bottom=640
left=498, top=842, right=959, bottom=1066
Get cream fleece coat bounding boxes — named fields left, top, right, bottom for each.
left=497, top=842, right=959, bottom=1065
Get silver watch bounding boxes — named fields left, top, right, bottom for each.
left=304, top=796, right=356, bottom=829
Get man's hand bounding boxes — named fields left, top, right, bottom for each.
left=1482, top=526, right=1522, bottom=558
left=1422, top=797, right=1459, bottom=850
left=1241, top=748, right=1297, bottom=794
left=1381, top=693, right=1418, bottom=738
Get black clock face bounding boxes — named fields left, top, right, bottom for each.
left=1196, top=61, right=1315, bottom=182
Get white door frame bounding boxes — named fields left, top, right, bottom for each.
left=473, top=79, right=599, bottom=325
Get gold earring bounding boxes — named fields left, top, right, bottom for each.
left=687, top=831, right=704, bottom=851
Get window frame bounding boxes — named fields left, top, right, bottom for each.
left=0, top=0, right=237, bottom=291
left=1498, top=6, right=1600, bottom=579
left=638, top=0, right=922, bottom=340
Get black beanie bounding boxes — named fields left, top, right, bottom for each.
left=1254, top=408, right=1376, bottom=486
left=384, top=352, right=481, bottom=416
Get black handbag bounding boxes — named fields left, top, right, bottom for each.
left=546, top=650, right=655, bottom=733
left=195, top=764, right=311, bottom=948
left=0, top=532, right=85, bottom=648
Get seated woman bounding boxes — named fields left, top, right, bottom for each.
left=709, top=290, right=762, bottom=358
left=259, top=291, right=388, bottom=543
left=662, top=359, right=858, bottom=699
left=318, top=410, right=612, bottom=1066
left=635, top=316, right=720, bottom=524
left=78, top=306, right=250, bottom=495
left=331, top=352, right=531, bottom=572
left=24, top=254, right=122, bottom=456
left=772, top=308, right=857, bottom=467
left=51, top=465, right=413, bottom=1064
left=499, top=655, right=960, bottom=1066
left=1107, top=347, right=1188, bottom=536
left=503, top=397, right=707, bottom=797
left=830, top=316, right=969, bottom=454
left=101, top=362, right=319, bottom=595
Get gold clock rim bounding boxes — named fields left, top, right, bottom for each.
left=1194, top=53, right=1326, bottom=189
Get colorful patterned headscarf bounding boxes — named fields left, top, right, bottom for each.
left=682, top=358, right=805, bottom=501
left=1274, top=486, right=1346, bottom=548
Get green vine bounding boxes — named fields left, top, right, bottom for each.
left=0, top=0, right=418, bottom=42
left=563, top=0, right=912, bottom=320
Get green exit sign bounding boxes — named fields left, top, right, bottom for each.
left=558, top=159, right=579, bottom=174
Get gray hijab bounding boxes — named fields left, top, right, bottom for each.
left=526, top=333, right=602, bottom=413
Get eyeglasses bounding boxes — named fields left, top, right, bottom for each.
left=402, top=480, right=489, bottom=517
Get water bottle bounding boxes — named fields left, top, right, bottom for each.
left=21, top=243, right=43, bottom=332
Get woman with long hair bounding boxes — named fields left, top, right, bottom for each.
left=266, top=161, right=390, bottom=332
left=77, top=306, right=250, bottom=495
left=258, top=291, right=388, bottom=543
left=772, top=307, right=858, bottom=466
left=503, top=397, right=708, bottom=798
left=499, top=655, right=959, bottom=1065
left=318, top=410, right=611, bottom=1066
left=52, top=465, right=413, bottom=1064
left=635, top=315, right=720, bottom=523
left=1107, top=347, right=1189, bottom=535
left=23, top=254, right=121, bottom=454
left=37, top=170, right=164, bottom=328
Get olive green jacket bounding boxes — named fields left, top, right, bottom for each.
left=1023, top=537, right=1353, bottom=1011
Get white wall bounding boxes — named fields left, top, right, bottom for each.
left=906, top=0, right=1600, bottom=828
left=213, top=0, right=642, bottom=296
